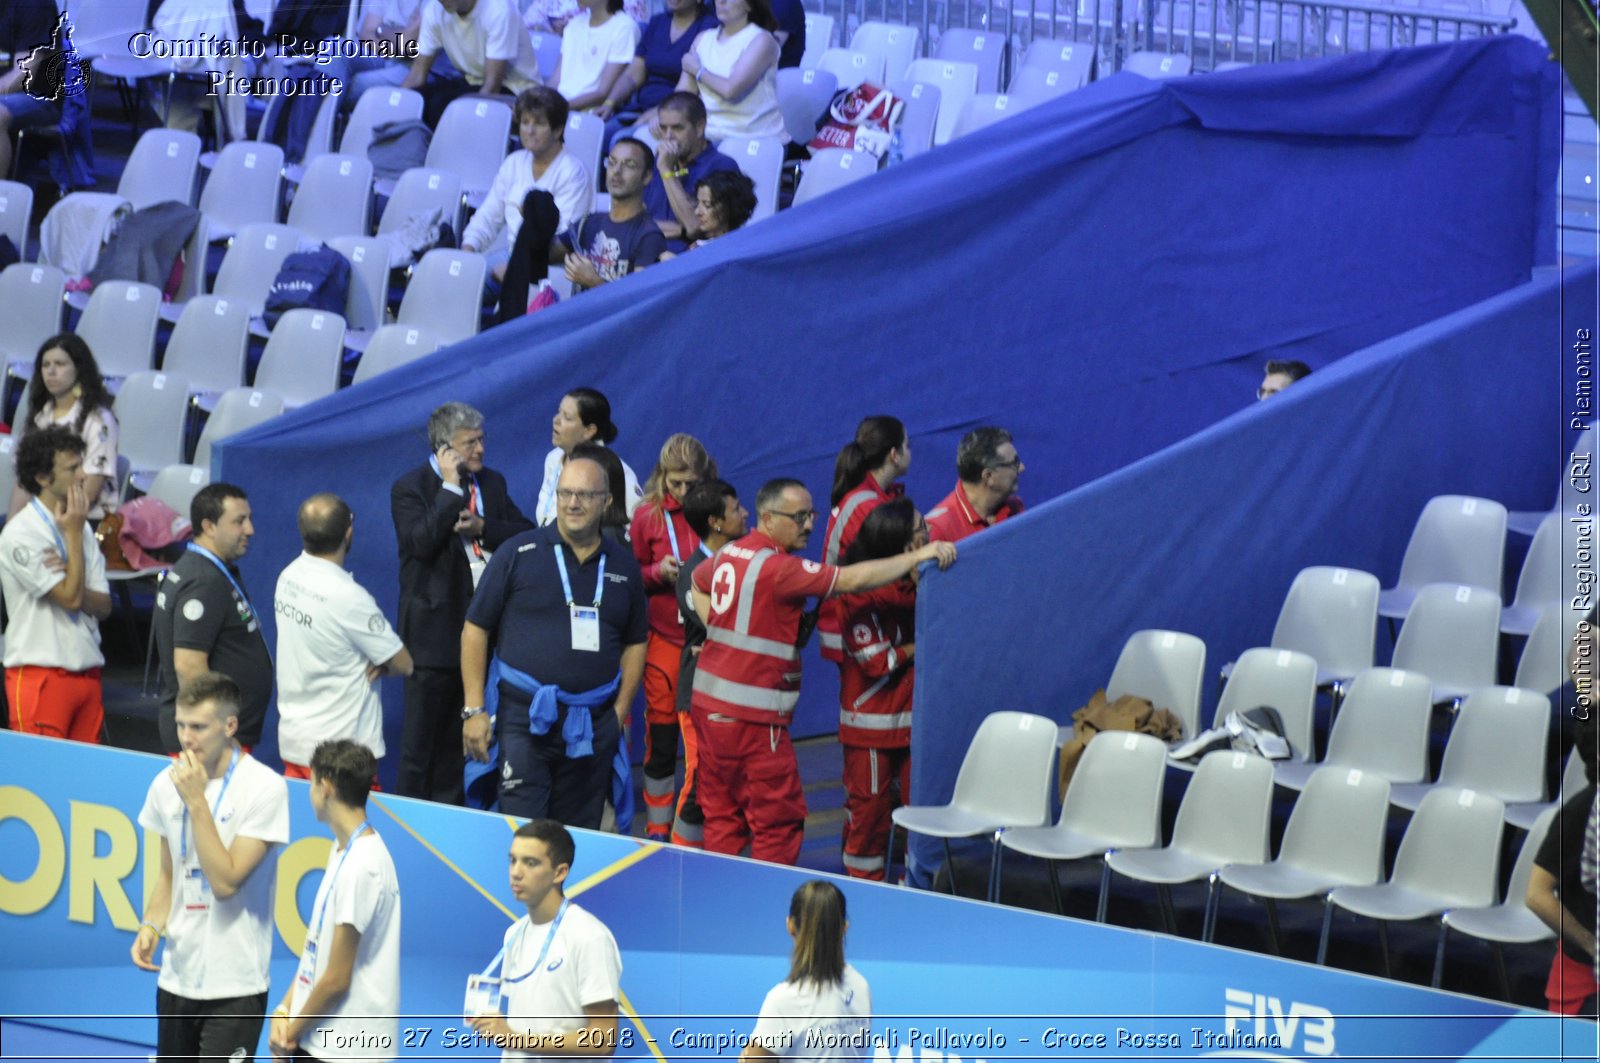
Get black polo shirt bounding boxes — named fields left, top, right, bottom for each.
left=154, top=549, right=275, bottom=750
left=467, top=523, right=647, bottom=696
left=1536, top=782, right=1599, bottom=937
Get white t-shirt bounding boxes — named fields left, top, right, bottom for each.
left=750, top=965, right=872, bottom=1062
left=555, top=10, right=638, bottom=102
left=0, top=500, right=109, bottom=670
left=498, top=902, right=622, bottom=1062
left=290, top=828, right=402, bottom=1063
left=535, top=446, right=642, bottom=526
left=32, top=402, right=120, bottom=518
left=463, top=148, right=594, bottom=251
left=137, top=752, right=291, bottom=1000
left=418, top=0, right=542, bottom=92
left=274, top=552, right=406, bottom=766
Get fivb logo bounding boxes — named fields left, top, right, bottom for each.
left=1223, top=987, right=1335, bottom=1056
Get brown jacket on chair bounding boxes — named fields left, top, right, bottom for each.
left=1058, top=688, right=1183, bottom=795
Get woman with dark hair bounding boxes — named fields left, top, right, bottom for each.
left=693, top=169, right=757, bottom=242
left=815, top=416, right=910, bottom=663
left=11, top=333, right=120, bottom=520
left=553, top=0, right=640, bottom=113
left=463, top=87, right=594, bottom=282
left=741, top=880, right=871, bottom=1062
left=834, top=498, right=923, bottom=881
left=677, top=0, right=786, bottom=143
left=536, top=387, right=643, bottom=525
left=570, top=441, right=633, bottom=543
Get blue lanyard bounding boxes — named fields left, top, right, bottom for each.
left=308, top=822, right=373, bottom=944
left=180, top=746, right=240, bottom=862
left=554, top=546, right=605, bottom=607
left=698, top=542, right=712, bottom=560
left=29, top=499, right=67, bottom=562
left=663, top=510, right=681, bottom=561
left=484, top=899, right=569, bottom=984
left=186, top=543, right=255, bottom=619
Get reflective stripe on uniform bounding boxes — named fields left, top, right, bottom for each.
left=842, top=852, right=886, bottom=872
left=732, top=548, right=774, bottom=635
left=840, top=707, right=914, bottom=731
left=705, top=624, right=799, bottom=661
left=820, top=630, right=844, bottom=650
left=693, top=671, right=799, bottom=714
left=825, top=490, right=876, bottom=565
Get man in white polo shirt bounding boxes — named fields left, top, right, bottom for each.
left=276, top=493, right=413, bottom=781
left=132, top=671, right=291, bottom=1061
left=0, top=425, right=112, bottom=743
left=270, top=739, right=402, bottom=1063
left=404, top=0, right=543, bottom=123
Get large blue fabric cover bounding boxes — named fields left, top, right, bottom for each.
left=218, top=36, right=1559, bottom=784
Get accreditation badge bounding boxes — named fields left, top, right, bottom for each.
left=464, top=974, right=503, bottom=1017
left=295, top=937, right=318, bottom=991
left=469, top=556, right=488, bottom=590
left=569, top=604, right=600, bottom=652
left=181, top=868, right=211, bottom=912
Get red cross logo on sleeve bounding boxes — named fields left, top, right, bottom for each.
left=710, top=563, right=737, bottom=615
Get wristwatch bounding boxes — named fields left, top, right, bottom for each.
left=461, top=705, right=486, bottom=720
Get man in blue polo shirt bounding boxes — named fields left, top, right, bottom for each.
left=642, top=91, right=740, bottom=251
left=461, top=457, right=648, bottom=826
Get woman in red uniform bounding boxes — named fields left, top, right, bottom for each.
left=818, top=416, right=910, bottom=662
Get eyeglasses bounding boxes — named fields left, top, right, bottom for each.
left=604, top=156, right=646, bottom=172
left=453, top=434, right=486, bottom=451
left=556, top=489, right=609, bottom=505
left=988, top=457, right=1022, bottom=471
left=770, top=509, right=816, bottom=525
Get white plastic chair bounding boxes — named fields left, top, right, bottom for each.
left=564, top=113, right=605, bottom=208
left=118, top=129, right=202, bottom=209
left=1390, top=583, right=1502, bottom=706
left=72, top=280, right=163, bottom=390
left=0, top=180, right=33, bottom=259
left=286, top=154, right=374, bottom=243
left=1387, top=686, right=1549, bottom=811
left=904, top=58, right=978, bottom=145
left=377, top=167, right=465, bottom=243
left=1273, top=667, right=1432, bottom=791
left=394, top=249, right=486, bottom=346
left=776, top=67, right=839, bottom=147
left=1124, top=51, right=1193, bottom=78
left=1437, top=805, right=1557, bottom=995
left=353, top=325, right=442, bottom=385
left=792, top=149, right=877, bottom=207
left=0, top=435, right=16, bottom=507
left=176, top=223, right=300, bottom=325
left=1018, top=39, right=1095, bottom=91
left=328, top=235, right=391, bottom=336
left=889, top=710, right=1057, bottom=897
left=952, top=93, right=1022, bottom=139
left=1377, top=495, right=1508, bottom=619
left=1192, top=647, right=1318, bottom=765
left=816, top=48, right=885, bottom=92
left=423, top=96, right=513, bottom=201
left=1514, top=603, right=1578, bottom=695
left=849, top=22, right=920, bottom=84
left=1101, top=629, right=1207, bottom=743
left=1319, top=787, right=1505, bottom=976
left=0, top=263, right=65, bottom=368
left=801, top=13, right=838, bottom=68
left=197, top=141, right=284, bottom=242
left=1507, top=749, right=1587, bottom=831
left=887, top=80, right=940, bottom=159
left=1211, top=766, right=1391, bottom=952
left=147, top=463, right=210, bottom=518
left=339, top=86, right=424, bottom=160
left=1263, top=566, right=1380, bottom=692
left=1100, top=749, right=1276, bottom=937
left=1508, top=428, right=1595, bottom=536
left=161, top=296, right=251, bottom=410
left=529, top=31, right=563, bottom=81
left=1501, top=512, right=1564, bottom=635
left=115, top=371, right=191, bottom=494
left=936, top=28, right=1006, bottom=93
left=254, top=310, right=346, bottom=409
left=1007, top=66, right=1075, bottom=108
left=193, top=388, right=286, bottom=470
left=997, top=730, right=1168, bottom=912
left=721, top=137, right=785, bottom=222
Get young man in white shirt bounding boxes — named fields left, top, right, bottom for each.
left=404, top=0, right=543, bottom=123
left=276, top=493, right=413, bottom=779
left=132, top=671, right=292, bottom=1061
left=270, top=740, right=403, bottom=1062
left=467, top=819, right=624, bottom=1060
left=0, top=425, right=112, bottom=742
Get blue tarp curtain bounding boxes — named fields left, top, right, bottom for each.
left=218, top=36, right=1559, bottom=787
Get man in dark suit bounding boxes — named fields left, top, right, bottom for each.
left=391, top=402, right=533, bottom=803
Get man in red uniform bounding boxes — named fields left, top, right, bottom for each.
left=817, top=416, right=910, bottom=662
left=690, top=478, right=955, bottom=865
left=926, top=427, right=1025, bottom=544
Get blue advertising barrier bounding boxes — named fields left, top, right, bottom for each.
left=3, top=732, right=1595, bottom=1060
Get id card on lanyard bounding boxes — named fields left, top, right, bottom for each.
left=179, top=747, right=240, bottom=913
left=555, top=548, right=605, bottom=653
left=295, top=823, right=373, bottom=994
left=186, top=544, right=265, bottom=641
left=467, top=899, right=569, bottom=1016
left=465, top=478, right=489, bottom=589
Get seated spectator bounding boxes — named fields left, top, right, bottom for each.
left=332, top=0, right=461, bottom=116
left=641, top=91, right=740, bottom=246
left=0, top=0, right=62, bottom=182
left=463, top=86, right=594, bottom=280
left=526, top=0, right=648, bottom=35
left=403, top=0, right=544, bottom=125
left=768, top=0, right=804, bottom=68
left=685, top=169, right=755, bottom=248
left=551, top=0, right=639, bottom=112
left=1257, top=358, right=1311, bottom=400
left=536, top=387, right=642, bottom=524
left=595, top=0, right=718, bottom=135
left=547, top=137, right=667, bottom=291
left=1527, top=705, right=1599, bottom=1017
left=11, top=334, right=119, bottom=521
left=258, top=0, right=358, bottom=163
left=571, top=441, right=632, bottom=543
left=677, top=0, right=785, bottom=143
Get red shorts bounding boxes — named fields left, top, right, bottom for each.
left=282, top=761, right=382, bottom=791
left=8, top=665, right=102, bottom=744
left=1547, top=941, right=1599, bottom=1014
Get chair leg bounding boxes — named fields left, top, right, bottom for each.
left=1045, top=859, right=1064, bottom=915
left=1430, top=921, right=1448, bottom=988
left=987, top=837, right=1002, bottom=903
left=1493, top=942, right=1510, bottom=1001
left=142, top=604, right=160, bottom=697
left=942, top=838, right=958, bottom=895
left=1264, top=898, right=1283, bottom=955
left=1315, top=898, right=1334, bottom=964
left=1157, top=883, right=1177, bottom=935
left=1096, top=856, right=1113, bottom=922
left=1377, top=920, right=1393, bottom=977
left=1201, top=875, right=1220, bottom=941
left=884, top=825, right=896, bottom=885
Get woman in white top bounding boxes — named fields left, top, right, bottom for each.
left=536, top=387, right=643, bottom=524
left=463, top=87, right=595, bottom=281
left=742, top=881, right=872, bottom=1063
left=677, top=0, right=785, bottom=143
left=552, top=0, right=641, bottom=112
left=11, top=333, right=120, bottom=521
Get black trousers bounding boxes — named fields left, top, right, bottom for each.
left=396, top=665, right=466, bottom=805
left=497, top=694, right=620, bottom=829
left=156, top=987, right=268, bottom=1062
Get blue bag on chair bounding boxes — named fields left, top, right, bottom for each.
left=262, top=244, right=350, bottom=329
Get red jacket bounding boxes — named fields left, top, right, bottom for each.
left=818, top=476, right=903, bottom=661
left=836, top=582, right=916, bottom=748
left=629, top=497, right=700, bottom=644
